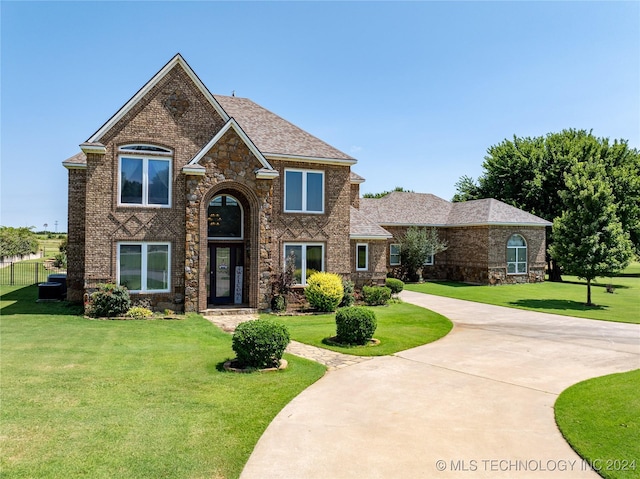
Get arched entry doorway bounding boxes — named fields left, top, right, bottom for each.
left=207, top=194, right=245, bottom=305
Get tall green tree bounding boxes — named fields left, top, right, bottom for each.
left=550, top=161, right=633, bottom=305
left=0, top=226, right=39, bottom=258
left=453, top=129, right=640, bottom=280
left=398, top=226, right=447, bottom=282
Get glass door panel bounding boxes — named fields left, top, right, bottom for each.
left=215, top=247, right=231, bottom=299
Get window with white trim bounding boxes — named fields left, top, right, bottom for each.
left=507, top=234, right=527, bottom=274
left=424, top=253, right=434, bottom=266
left=119, top=144, right=172, bottom=207
left=284, top=243, right=324, bottom=285
left=390, top=244, right=401, bottom=266
left=356, top=243, right=368, bottom=271
left=284, top=169, right=324, bottom=213
left=118, top=242, right=171, bottom=293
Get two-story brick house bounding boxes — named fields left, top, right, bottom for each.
left=63, top=54, right=550, bottom=313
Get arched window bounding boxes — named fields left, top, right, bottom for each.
left=118, top=144, right=173, bottom=207
left=208, top=195, right=243, bottom=239
left=507, top=234, right=527, bottom=274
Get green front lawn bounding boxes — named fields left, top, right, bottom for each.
left=1, top=285, right=325, bottom=479
left=555, top=369, right=640, bottom=479
left=264, top=301, right=453, bottom=356
left=405, top=263, right=640, bottom=324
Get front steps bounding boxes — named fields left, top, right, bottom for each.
left=201, top=306, right=258, bottom=316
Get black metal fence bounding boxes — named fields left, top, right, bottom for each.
left=0, top=262, right=67, bottom=285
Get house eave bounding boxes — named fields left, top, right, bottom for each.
left=80, top=142, right=106, bottom=155
left=255, top=168, right=279, bottom=179
left=63, top=162, right=87, bottom=171
left=349, top=234, right=393, bottom=240
left=378, top=222, right=551, bottom=228
left=265, top=153, right=357, bottom=166
left=182, top=165, right=206, bottom=176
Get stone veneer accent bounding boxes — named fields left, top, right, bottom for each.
left=184, top=127, right=274, bottom=312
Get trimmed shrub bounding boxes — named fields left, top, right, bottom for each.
left=304, top=272, right=344, bottom=312
left=362, top=285, right=392, bottom=306
left=339, top=279, right=355, bottom=307
left=271, top=294, right=287, bottom=313
left=125, top=306, right=153, bottom=320
left=89, top=283, right=131, bottom=318
left=232, top=319, right=290, bottom=369
left=335, top=306, right=377, bottom=345
left=385, top=278, right=404, bottom=295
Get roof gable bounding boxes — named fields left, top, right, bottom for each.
left=183, top=118, right=278, bottom=179
left=87, top=54, right=229, bottom=143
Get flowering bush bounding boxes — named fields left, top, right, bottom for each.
left=304, top=272, right=344, bottom=312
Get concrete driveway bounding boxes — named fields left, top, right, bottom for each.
left=241, top=291, right=640, bottom=479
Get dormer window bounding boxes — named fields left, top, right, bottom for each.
left=118, top=144, right=172, bottom=207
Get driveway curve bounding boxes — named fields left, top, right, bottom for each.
left=241, top=291, right=640, bottom=479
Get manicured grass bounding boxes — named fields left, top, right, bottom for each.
left=1, top=285, right=325, bottom=479
left=555, top=370, right=640, bottom=479
left=405, top=263, right=640, bottom=324
left=34, top=234, right=66, bottom=258
left=264, top=301, right=453, bottom=356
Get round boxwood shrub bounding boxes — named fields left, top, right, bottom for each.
left=89, top=283, right=131, bottom=318
left=335, top=306, right=377, bottom=345
left=385, top=278, right=405, bottom=295
left=362, top=285, right=392, bottom=306
left=232, top=319, right=290, bottom=369
left=304, top=272, right=344, bottom=312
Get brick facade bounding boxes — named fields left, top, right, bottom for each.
left=65, top=55, right=550, bottom=314
left=270, top=160, right=352, bottom=279
left=386, top=225, right=547, bottom=285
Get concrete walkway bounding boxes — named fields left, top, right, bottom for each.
left=240, top=291, right=640, bottom=479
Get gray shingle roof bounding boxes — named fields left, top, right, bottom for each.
left=359, top=191, right=551, bottom=227
left=448, top=198, right=551, bottom=226
left=350, top=207, right=393, bottom=239
left=360, top=192, right=453, bottom=226
left=214, top=95, right=354, bottom=161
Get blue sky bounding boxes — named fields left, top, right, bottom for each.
left=1, top=1, right=638, bottom=231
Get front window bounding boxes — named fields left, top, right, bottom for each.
left=119, top=145, right=172, bottom=207
left=424, top=253, right=434, bottom=266
left=284, top=243, right=324, bottom=285
left=390, top=244, right=401, bottom=266
left=118, top=242, right=170, bottom=292
left=284, top=169, right=324, bottom=213
left=208, top=194, right=243, bottom=239
left=507, top=234, right=527, bottom=274
left=356, top=243, right=368, bottom=271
